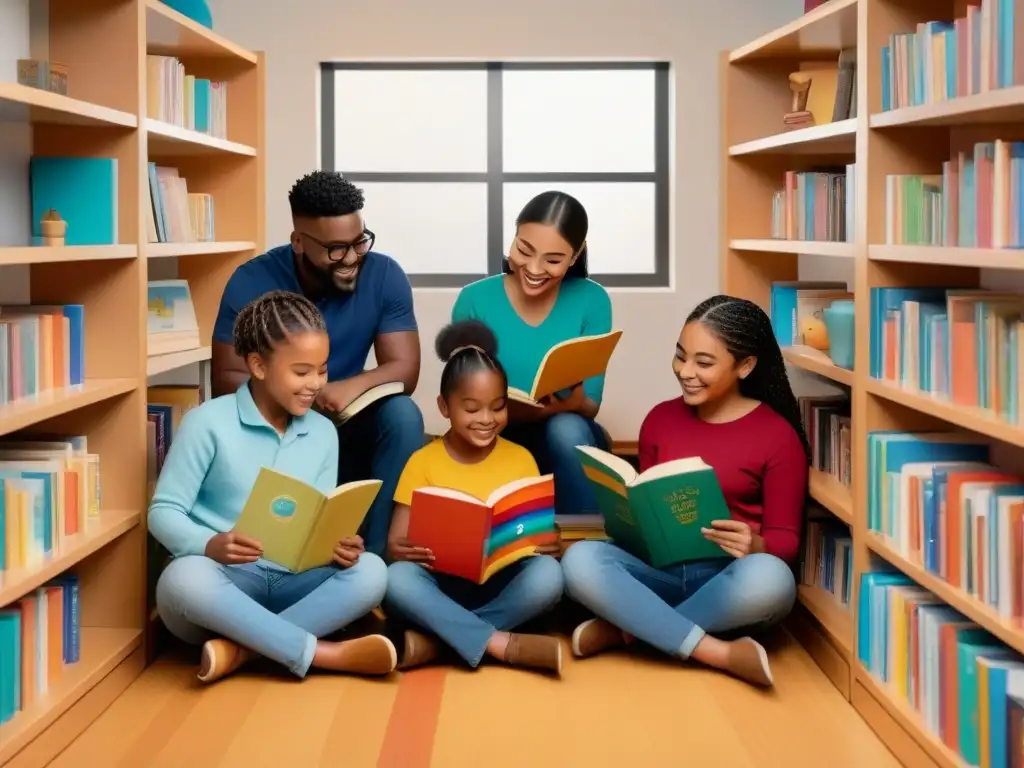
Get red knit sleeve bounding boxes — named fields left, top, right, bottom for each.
left=759, top=423, right=808, bottom=563
left=637, top=408, right=658, bottom=473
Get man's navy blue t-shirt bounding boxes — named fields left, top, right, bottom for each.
left=212, top=245, right=417, bottom=382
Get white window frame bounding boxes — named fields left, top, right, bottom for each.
left=319, top=61, right=671, bottom=288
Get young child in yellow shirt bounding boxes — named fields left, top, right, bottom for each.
left=384, top=319, right=565, bottom=674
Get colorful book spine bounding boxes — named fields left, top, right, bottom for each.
left=145, top=164, right=216, bottom=244
left=799, top=395, right=852, bottom=489
left=884, top=140, right=1024, bottom=248
left=880, top=1, right=1024, bottom=112
left=860, top=570, right=1024, bottom=766
left=802, top=516, right=853, bottom=608
left=145, top=55, right=227, bottom=138
left=0, top=304, right=86, bottom=406
left=770, top=167, right=854, bottom=242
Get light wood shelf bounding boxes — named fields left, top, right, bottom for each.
left=722, top=0, right=1022, bottom=763
left=0, top=0, right=265, bottom=761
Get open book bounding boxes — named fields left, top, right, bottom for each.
left=575, top=446, right=727, bottom=568
left=508, top=330, right=623, bottom=407
left=407, top=474, right=557, bottom=584
left=324, top=381, right=404, bottom=425
left=233, top=467, right=381, bottom=572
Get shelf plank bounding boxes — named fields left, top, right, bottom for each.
left=870, top=85, right=1024, bottom=128
left=147, top=345, right=211, bottom=377
left=869, top=244, right=1024, bottom=270
left=146, top=119, right=256, bottom=157
left=808, top=469, right=854, bottom=525
left=797, top=583, right=853, bottom=658
left=0, top=627, right=143, bottom=764
left=730, top=239, right=856, bottom=258
left=146, top=241, right=255, bottom=259
left=145, top=0, right=258, bottom=63
left=0, top=82, right=137, bottom=128
left=866, top=533, right=1024, bottom=657
left=865, top=378, right=1024, bottom=449
left=728, top=119, right=856, bottom=156
left=729, top=0, right=858, bottom=62
left=783, top=346, right=854, bottom=386
left=0, top=245, right=137, bottom=266
left=0, top=378, right=137, bottom=438
left=0, top=510, right=140, bottom=607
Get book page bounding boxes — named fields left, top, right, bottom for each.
left=634, top=456, right=710, bottom=485
left=528, top=329, right=623, bottom=400
left=575, top=445, right=637, bottom=485
left=486, top=473, right=555, bottom=507
left=297, top=479, right=382, bottom=571
left=334, top=381, right=404, bottom=425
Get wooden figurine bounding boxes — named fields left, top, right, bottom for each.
left=783, top=73, right=814, bottom=131
left=40, top=209, right=67, bottom=246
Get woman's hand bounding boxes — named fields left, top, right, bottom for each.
left=332, top=535, right=365, bottom=568
left=388, top=537, right=435, bottom=567
left=539, top=383, right=585, bottom=415
left=205, top=532, right=263, bottom=565
left=701, top=519, right=763, bottom=558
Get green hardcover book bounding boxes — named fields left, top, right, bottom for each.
left=233, top=468, right=382, bottom=572
left=574, top=446, right=728, bottom=568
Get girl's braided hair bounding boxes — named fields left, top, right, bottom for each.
left=232, top=290, right=327, bottom=360
left=435, top=319, right=507, bottom=400
left=686, top=294, right=811, bottom=463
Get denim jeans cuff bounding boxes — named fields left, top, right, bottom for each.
left=295, top=632, right=317, bottom=678
left=678, top=626, right=705, bottom=660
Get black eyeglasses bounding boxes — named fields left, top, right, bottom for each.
left=300, top=230, right=375, bottom=261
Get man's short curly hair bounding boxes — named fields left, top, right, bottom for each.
left=288, top=171, right=365, bottom=218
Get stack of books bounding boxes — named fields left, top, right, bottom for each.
left=800, top=395, right=852, bottom=489
left=0, top=305, right=86, bottom=405
left=770, top=166, right=856, bottom=243
left=802, top=514, right=853, bottom=610
left=146, top=163, right=215, bottom=244
left=556, top=514, right=608, bottom=550
left=146, top=54, right=228, bottom=138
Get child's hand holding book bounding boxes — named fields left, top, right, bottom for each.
left=206, top=531, right=263, bottom=565
left=388, top=536, right=435, bottom=568
left=332, top=535, right=366, bottom=568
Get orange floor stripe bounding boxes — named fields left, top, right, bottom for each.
left=376, top=667, right=448, bottom=768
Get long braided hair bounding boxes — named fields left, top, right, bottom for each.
left=686, top=295, right=811, bottom=464
left=232, top=290, right=327, bottom=361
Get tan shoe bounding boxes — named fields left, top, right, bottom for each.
left=198, top=638, right=253, bottom=684
left=571, top=618, right=626, bottom=658
left=399, top=630, right=442, bottom=670
left=335, top=634, right=398, bottom=675
left=726, top=637, right=773, bottom=688
left=504, top=633, right=562, bottom=674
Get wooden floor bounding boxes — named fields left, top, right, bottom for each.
left=50, top=629, right=900, bottom=768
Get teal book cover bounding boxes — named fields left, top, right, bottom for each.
left=30, top=157, right=118, bottom=246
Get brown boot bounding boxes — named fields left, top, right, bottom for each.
left=399, top=630, right=442, bottom=670
left=571, top=618, right=626, bottom=658
left=725, top=637, right=773, bottom=688
left=198, top=638, right=254, bottom=684
left=504, top=633, right=562, bottom=674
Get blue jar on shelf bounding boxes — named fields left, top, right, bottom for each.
left=823, top=300, right=856, bottom=370
left=160, top=0, right=212, bottom=28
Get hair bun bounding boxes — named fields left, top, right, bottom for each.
left=435, top=319, right=499, bottom=362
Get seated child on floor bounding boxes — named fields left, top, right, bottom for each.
left=149, top=290, right=395, bottom=684
left=384, top=319, right=566, bottom=674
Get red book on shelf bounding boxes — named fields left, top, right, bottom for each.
left=805, top=0, right=827, bottom=10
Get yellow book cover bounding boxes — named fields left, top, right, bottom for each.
left=508, top=330, right=623, bottom=406
left=233, top=468, right=382, bottom=572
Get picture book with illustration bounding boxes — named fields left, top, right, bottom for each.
left=508, top=330, right=623, bottom=406
left=233, top=468, right=381, bottom=572
left=575, top=446, right=727, bottom=567
left=407, top=474, right=557, bottom=584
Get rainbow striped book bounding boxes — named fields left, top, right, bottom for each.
left=408, top=475, right=557, bottom=584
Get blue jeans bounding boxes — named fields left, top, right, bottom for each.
left=384, top=555, right=564, bottom=667
left=503, top=413, right=608, bottom=516
left=155, top=553, right=388, bottom=677
left=337, top=394, right=426, bottom=556
left=561, top=541, right=796, bottom=658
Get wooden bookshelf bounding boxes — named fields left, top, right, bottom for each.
left=0, top=1, right=264, bottom=764
left=723, top=0, right=1024, bottom=765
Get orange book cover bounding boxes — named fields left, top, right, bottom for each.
left=45, top=585, right=63, bottom=682
left=944, top=471, right=1015, bottom=587
left=19, top=597, right=37, bottom=708
left=63, top=470, right=80, bottom=537
left=507, top=331, right=622, bottom=406
left=408, top=475, right=556, bottom=584
left=939, top=622, right=976, bottom=749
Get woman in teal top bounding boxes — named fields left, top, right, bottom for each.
left=451, top=191, right=612, bottom=516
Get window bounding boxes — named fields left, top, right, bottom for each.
left=320, top=62, right=670, bottom=288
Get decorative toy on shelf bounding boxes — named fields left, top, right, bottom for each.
left=17, top=59, right=68, bottom=95
left=800, top=312, right=830, bottom=352
left=39, top=209, right=68, bottom=246
left=783, top=73, right=814, bottom=131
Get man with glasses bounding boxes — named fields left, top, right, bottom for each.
left=210, top=170, right=425, bottom=556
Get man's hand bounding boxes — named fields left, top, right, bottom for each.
left=316, top=379, right=369, bottom=416
left=538, top=383, right=585, bottom=416
left=388, top=537, right=434, bottom=566
left=332, top=535, right=365, bottom=568
left=205, top=532, right=263, bottom=565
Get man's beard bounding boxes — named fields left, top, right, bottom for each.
left=301, top=252, right=359, bottom=293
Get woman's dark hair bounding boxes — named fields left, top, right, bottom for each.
left=233, top=290, right=327, bottom=359
left=435, top=319, right=508, bottom=400
left=686, top=295, right=811, bottom=463
left=502, top=190, right=589, bottom=279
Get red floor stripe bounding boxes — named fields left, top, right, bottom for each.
left=377, top=667, right=448, bottom=768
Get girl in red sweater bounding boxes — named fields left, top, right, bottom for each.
left=561, top=295, right=809, bottom=687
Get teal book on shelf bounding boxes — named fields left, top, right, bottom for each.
left=0, top=608, right=21, bottom=724
left=30, top=157, right=118, bottom=246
